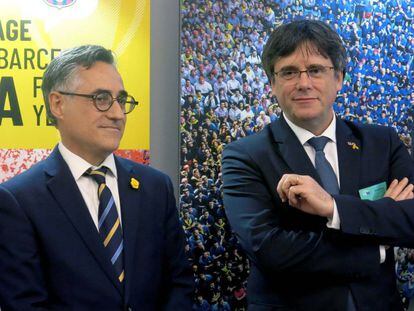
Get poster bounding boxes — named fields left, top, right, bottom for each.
left=0, top=0, right=150, bottom=182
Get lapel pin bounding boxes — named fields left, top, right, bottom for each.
left=130, top=177, right=140, bottom=189
left=347, top=141, right=359, bottom=150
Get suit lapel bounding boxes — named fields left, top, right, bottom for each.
left=116, top=157, right=143, bottom=299
left=44, top=148, right=123, bottom=295
left=336, top=118, right=361, bottom=196
left=269, top=115, right=321, bottom=183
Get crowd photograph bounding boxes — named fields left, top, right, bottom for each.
left=179, top=0, right=414, bottom=310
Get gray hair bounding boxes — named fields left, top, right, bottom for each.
left=42, top=45, right=115, bottom=125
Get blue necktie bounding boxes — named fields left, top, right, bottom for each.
left=87, top=167, right=125, bottom=284
left=308, top=137, right=356, bottom=310
left=308, top=136, right=339, bottom=195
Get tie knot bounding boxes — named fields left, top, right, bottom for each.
left=308, top=136, right=330, bottom=152
left=86, top=167, right=108, bottom=185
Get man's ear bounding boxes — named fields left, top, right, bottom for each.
left=336, top=71, right=345, bottom=92
left=48, top=91, right=64, bottom=121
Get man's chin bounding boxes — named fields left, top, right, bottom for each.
left=291, top=112, right=320, bottom=123
left=99, top=141, right=122, bottom=156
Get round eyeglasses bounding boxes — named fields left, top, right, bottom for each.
left=58, top=90, right=138, bottom=114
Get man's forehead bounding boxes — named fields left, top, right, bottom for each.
left=76, top=62, right=120, bottom=79
left=70, top=62, right=123, bottom=90
left=274, top=43, right=330, bottom=68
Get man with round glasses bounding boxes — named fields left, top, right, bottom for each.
left=57, top=89, right=137, bottom=114
left=222, top=20, right=414, bottom=310
left=0, top=45, right=193, bottom=310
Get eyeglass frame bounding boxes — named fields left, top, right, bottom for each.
left=273, top=65, right=336, bottom=82
left=57, top=90, right=138, bottom=114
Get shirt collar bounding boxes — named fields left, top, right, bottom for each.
left=283, top=113, right=337, bottom=146
left=58, top=142, right=118, bottom=181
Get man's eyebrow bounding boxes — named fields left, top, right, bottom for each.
left=90, top=88, right=111, bottom=94
left=277, top=63, right=328, bottom=71
left=277, top=65, right=299, bottom=71
left=90, top=88, right=127, bottom=96
left=306, top=63, right=328, bottom=68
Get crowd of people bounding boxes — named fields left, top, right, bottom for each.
left=0, top=149, right=149, bottom=183
left=0, top=149, right=51, bottom=183
left=179, top=0, right=414, bottom=309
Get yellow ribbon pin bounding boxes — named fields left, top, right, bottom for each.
left=347, top=141, right=359, bottom=150
left=130, top=177, right=140, bottom=189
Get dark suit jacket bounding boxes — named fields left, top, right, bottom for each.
left=0, top=148, right=193, bottom=311
left=222, top=115, right=414, bottom=311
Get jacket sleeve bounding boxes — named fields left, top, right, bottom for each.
left=0, top=185, right=49, bottom=311
left=222, top=141, right=381, bottom=281
left=336, top=127, right=414, bottom=247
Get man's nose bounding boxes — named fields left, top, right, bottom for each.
left=107, top=99, right=125, bottom=119
left=295, top=70, right=312, bottom=89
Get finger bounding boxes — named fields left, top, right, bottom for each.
left=277, top=174, right=289, bottom=202
left=290, top=175, right=301, bottom=187
left=387, top=178, right=408, bottom=198
left=278, top=174, right=295, bottom=202
left=384, top=179, right=398, bottom=197
left=396, top=184, right=414, bottom=201
left=281, top=175, right=297, bottom=199
left=396, top=177, right=410, bottom=193
left=288, top=183, right=307, bottom=203
left=386, top=178, right=409, bottom=199
left=397, top=177, right=409, bottom=190
left=278, top=174, right=304, bottom=203
left=287, top=185, right=301, bottom=207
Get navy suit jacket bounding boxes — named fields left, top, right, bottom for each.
left=0, top=148, right=193, bottom=311
left=222, top=115, right=414, bottom=311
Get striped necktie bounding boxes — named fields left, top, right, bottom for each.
left=87, top=167, right=125, bottom=284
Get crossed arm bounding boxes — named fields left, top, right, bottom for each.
left=222, top=142, right=382, bottom=281
left=276, top=174, right=414, bottom=247
left=276, top=175, right=414, bottom=218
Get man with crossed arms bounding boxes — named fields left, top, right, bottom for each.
left=222, top=20, right=414, bottom=311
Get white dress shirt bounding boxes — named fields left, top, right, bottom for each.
left=284, top=114, right=385, bottom=263
left=284, top=115, right=340, bottom=183
left=58, top=143, right=122, bottom=230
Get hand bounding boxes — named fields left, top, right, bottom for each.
left=276, top=174, right=334, bottom=218
left=384, top=178, right=414, bottom=201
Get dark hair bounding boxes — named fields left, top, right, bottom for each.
left=42, top=45, right=115, bottom=125
left=262, top=20, right=347, bottom=84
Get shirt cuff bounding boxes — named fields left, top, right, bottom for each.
left=326, top=199, right=340, bottom=229
left=379, top=246, right=386, bottom=263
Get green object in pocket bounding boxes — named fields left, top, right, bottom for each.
left=358, top=182, right=387, bottom=201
